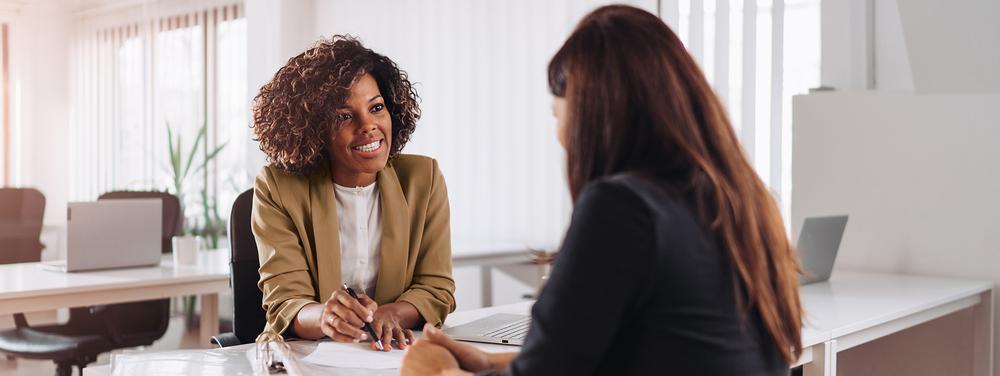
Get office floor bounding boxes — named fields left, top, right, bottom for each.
left=0, top=313, right=205, bottom=376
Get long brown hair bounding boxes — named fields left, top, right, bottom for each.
left=549, top=5, right=803, bottom=362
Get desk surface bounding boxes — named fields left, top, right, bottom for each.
left=803, top=271, right=991, bottom=334
left=87, top=271, right=992, bottom=375
left=0, top=251, right=229, bottom=311
left=88, top=301, right=532, bottom=376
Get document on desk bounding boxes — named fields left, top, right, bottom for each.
left=300, top=341, right=404, bottom=369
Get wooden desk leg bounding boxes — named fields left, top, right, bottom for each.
left=804, top=340, right=837, bottom=376
left=480, top=266, right=493, bottom=307
left=199, top=293, right=219, bottom=348
left=973, top=290, right=994, bottom=376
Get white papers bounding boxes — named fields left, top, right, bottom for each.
left=299, top=341, right=405, bottom=369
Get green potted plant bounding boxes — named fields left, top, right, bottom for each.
left=164, top=121, right=227, bottom=327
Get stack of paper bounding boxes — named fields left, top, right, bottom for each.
left=299, top=341, right=406, bottom=370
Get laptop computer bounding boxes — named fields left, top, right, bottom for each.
left=797, top=215, right=849, bottom=285
left=42, top=199, right=162, bottom=272
left=445, top=313, right=531, bottom=346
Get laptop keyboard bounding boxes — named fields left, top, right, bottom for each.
left=481, top=316, right=532, bottom=341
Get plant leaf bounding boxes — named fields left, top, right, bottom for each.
left=175, top=132, right=184, bottom=195
left=166, top=124, right=176, bottom=190
left=190, top=141, right=228, bottom=175
left=182, top=125, right=205, bottom=179
left=204, top=141, right=228, bottom=163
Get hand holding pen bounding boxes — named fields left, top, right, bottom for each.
left=320, top=284, right=416, bottom=351
left=342, top=284, right=385, bottom=351
left=342, top=284, right=417, bottom=351
left=320, top=284, right=382, bottom=350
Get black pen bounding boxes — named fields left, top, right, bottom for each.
left=342, top=283, right=384, bottom=351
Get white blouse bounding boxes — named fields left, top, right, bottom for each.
left=334, top=181, right=382, bottom=298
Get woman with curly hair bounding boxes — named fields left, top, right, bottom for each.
left=251, top=35, right=454, bottom=352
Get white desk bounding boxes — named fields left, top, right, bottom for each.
left=452, top=243, right=551, bottom=306
left=0, top=251, right=230, bottom=347
left=798, top=271, right=993, bottom=376
left=88, top=271, right=993, bottom=376
left=85, top=302, right=530, bottom=375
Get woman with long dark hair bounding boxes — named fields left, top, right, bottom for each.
left=401, top=4, right=802, bottom=375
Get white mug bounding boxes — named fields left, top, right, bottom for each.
left=172, top=235, right=202, bottom=265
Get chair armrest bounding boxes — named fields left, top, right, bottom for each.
left=211, top=332, right=242, bottom=347
left=13, top=313, right=28, bottom=329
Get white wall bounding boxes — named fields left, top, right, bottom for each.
left=9, top=2, right=73, bottom=260
left=792, top=91, right=1000, bottom=374
left=822, top=0, right=1000, bottom=93
left=872, top=0, right=913, bottom=91
left=244, top=0, right=319, bottom=175
left=895, top=0, right=1000, bottom=93
left=820, top=0, right=871, bottom=90
left=792, top=91, right=1000, bottom=276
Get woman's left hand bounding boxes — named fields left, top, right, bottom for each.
left=369, top=303, right=418, bottom=351
left=400, top=340, right=469, bottom=376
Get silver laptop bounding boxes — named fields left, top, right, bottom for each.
left=445, top=313, right=531, bottom=346
left=798, top=215, right=849, bottom=285
left=42, top=199, right=162, bottom=272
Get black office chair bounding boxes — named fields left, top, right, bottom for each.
left=87, top=191, right=177, bottom=349
left=211, top=188, right=267, bottom=347
left=0, top=191, right=179, bottom=376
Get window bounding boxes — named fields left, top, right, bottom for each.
left=1, top=23, right=9, bottom=186
left=672, top=0, right=822, bottom=222
left=71, top=4, right=247, bottom=241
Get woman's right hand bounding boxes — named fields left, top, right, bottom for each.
left=319, top=287, right=378, bottom=342
left=420, top=324, right=497, bottom=372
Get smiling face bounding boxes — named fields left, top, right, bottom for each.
left=327, top=73, right=392, bottom=187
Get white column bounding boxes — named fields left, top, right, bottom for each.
left=713, top=0, right=729, bottom=109
left=769, top=0, right=783, bottom=197
left=820, top=0, right=872, bottom=90
left=13, top=3, right=73, bottom=260
left=740, top=0, right=756, bottom=160
left=243, top=0, right=318, bottom=175
left=689, top=0, right=704, bottom=65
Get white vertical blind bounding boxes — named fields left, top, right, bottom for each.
left=662, top=0, right=822, bottom=221
left=70, top=3, right=248, bottom=229
left=690, top=0, right=705, bottom=68
left=0, top=23, right=7, bottom=186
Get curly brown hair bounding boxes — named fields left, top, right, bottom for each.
left=252, top=35, right=420, bottom=175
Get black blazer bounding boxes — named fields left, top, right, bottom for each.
left=481, top=174, right=788, bottom=376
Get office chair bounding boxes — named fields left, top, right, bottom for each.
left=98, top=191, right=183, bottom=254
left=0, top=191, right=179, bottom=376
left=211, top=188, right=267, bottom=347
left=0, top=187, right=46, bottom=264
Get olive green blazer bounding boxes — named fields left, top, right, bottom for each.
left=252, top=154, right=456, bottom=337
